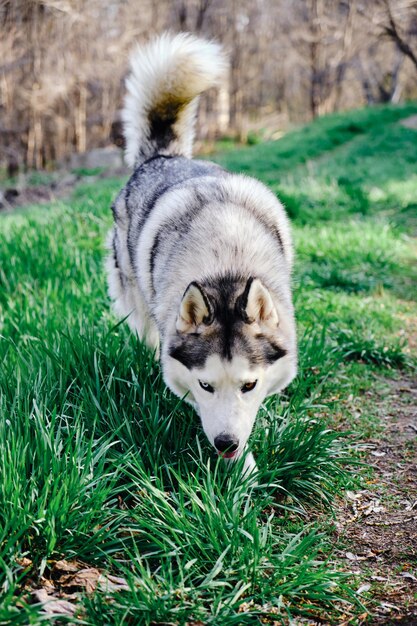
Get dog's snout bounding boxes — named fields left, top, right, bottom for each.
left=214, top=434, right=239, bottom=453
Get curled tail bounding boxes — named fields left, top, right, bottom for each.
left=122, top=32, right=227, bottom=168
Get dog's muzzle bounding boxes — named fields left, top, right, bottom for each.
left=214, top=433, right=239, bottom=459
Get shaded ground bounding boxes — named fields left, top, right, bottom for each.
left=0, top=175, right=74, bottom=210
left=337, top=375, right=417, bottom=624
left=0, top=166, right=128, bottom=211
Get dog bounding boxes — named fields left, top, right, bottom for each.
left=107, top=33, right=297, bottom=474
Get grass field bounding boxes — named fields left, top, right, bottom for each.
left=0, top=103, right=416, bottom=624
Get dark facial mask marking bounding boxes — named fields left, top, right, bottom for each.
left=170, top=273, right=287, bottom=369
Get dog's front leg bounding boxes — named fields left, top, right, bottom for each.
left=242, top=451, right=257, bottom=476
left=222, top=449, right=257, bottom=476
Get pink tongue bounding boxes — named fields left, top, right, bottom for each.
left=218, top=450, right=237, bottom=459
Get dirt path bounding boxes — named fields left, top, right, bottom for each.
left=337, top=375, right=417, bottom=624
left=399, top=115, right=417, bottom=130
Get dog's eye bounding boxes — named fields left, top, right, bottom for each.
left=241, top=381, right=257, bottom=393
left=199, top=380, right=214, bottom=393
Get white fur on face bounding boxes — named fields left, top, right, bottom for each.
left=189, top=354, right=289, bottom=454
left=164, top=350, right=297, bottom=456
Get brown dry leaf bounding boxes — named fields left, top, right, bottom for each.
left=53, top=559, right=82, bottom=573
left=238, top=600, right=255, bottom=612
left=345, top=490, right=368, bottom=501
left=356, top=612, right=369, bottom=622
left=39, top=576, right=55, bottom=591
left=117, top=494, right=128, bottom=510
left=97, top=573, right=129, bottom=593
left=59, top=567, right=101, bottom=594
left=361, top=499, right=385, bottom=516
left=345, top=552, right=370, bottom=561
left=32, top=589, right=76, bottom=616
left=56, top=568, right=129, bottom=595
left=380, top=601, right=401, bottom=613
left=16, top=557, right=32, bottom=569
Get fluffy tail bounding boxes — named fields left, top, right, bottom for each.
left=122, top=32, right=227, bottom=168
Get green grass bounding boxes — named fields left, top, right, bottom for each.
left=1, top=103, right=416, bottom=624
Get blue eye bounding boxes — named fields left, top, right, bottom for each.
left=199, top=380, right=214, bottom=393
left=241, top=381, right=257, bottom=393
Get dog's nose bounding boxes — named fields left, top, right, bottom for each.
left=214, top=434, right=239, bottom=453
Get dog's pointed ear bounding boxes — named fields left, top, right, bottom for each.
left=176, top=282, right=214, bottom=334
left=236, top=278, right=279, bottom=329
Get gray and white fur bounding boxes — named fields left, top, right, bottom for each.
left=107, top=32, right=297, bottom=474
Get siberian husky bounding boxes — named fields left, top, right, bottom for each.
left=107, top=33, right=297, bottom=473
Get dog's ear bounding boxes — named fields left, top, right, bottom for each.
left=176, top=282, right=214, bottom=334
left=236, top=278, right=279, bottom=329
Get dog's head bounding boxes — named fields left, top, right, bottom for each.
left=163, top=275, right=297, bottom=459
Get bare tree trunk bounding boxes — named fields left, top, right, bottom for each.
left=34, top=114, right=42, bottom=169
left=195, top=0, right=211, bottom=32
left=217, top=81, right=230, bottom=135
left=309, top=0, right=322, bottom=119
left=229, top=0, right=243, bottom=138
left=382, top=0, right=417, bottom=71
left=389, top=51, right=405, bottom=102
left=75, top=84, right=87, bottom=153
left=176, top=0, right=187, bottom=29
left=27, top=117, right=35, bottom=169
left=330, top=0, right=357, bottom=112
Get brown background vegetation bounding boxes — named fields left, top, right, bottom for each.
left=1, top=0, right=416, bottom=172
